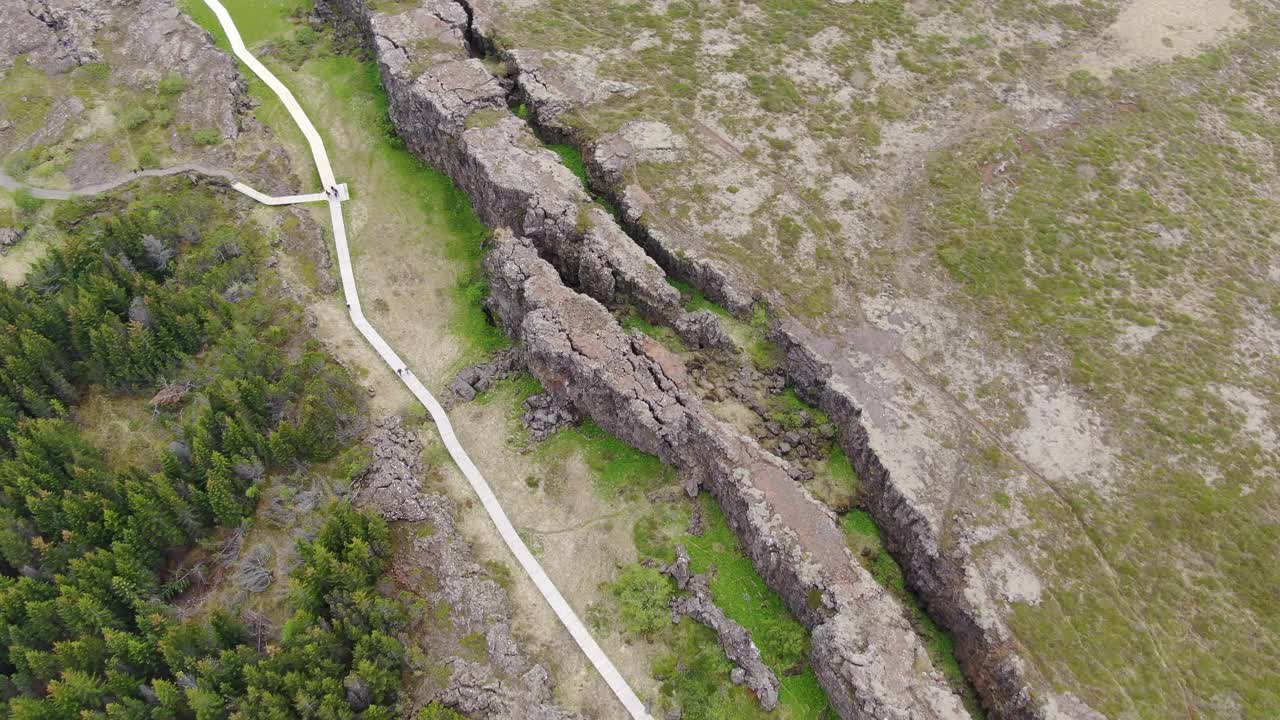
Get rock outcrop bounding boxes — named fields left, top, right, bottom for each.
left=505, top=48, right=640, bottom=143
left=663, top=545, right=780, bottom=711
left=521, top=392, right=579, bottom=442
left=769, top=322, right=1039, bottom=719
left=320, top=0, right=685, bottom=328
left=354, top=417, right=434, bottom=522
left=354, top=417, right=580, bottom=720
left=486, top=233, right=970, bottom=720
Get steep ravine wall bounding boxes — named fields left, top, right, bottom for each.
left=315, top=1, right=978, bottom=717
left=475, top=18, right=1045, bottom=720
left=486, top=233, right=970, bottom=720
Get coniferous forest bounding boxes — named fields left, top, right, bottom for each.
left=0, top=184, right=431, bottom=718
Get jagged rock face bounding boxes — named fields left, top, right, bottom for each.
left=353, top=418, right=579, bottom=720
left=486, top=233, right=970, bottom=720
left=504, top=48, right=639, bottom=142
left=317, top=2, right=971, bottom=717
left=675, top=309, right=736, bottom=352
left=586, top=120, right=686, bottom=189
left=664, top=545, right=780, bottom=711
left=769, top=322, right=1040, bottom=719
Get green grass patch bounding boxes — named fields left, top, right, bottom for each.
left=809, top=444, right=860, bottom=513
left=547, top=143, right=589, bottom=185
left=538, top=420, right=676, bottom=500
left=631, top=495, right=832, bottom=718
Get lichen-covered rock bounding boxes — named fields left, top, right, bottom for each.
left=505, top=48, right=639, bottom=141
left=664, top=545, right=780, bottom=711
left=587, top=120, right=686, bottom=188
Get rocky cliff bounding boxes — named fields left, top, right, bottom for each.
left=486, top=234, right=969, bottom=720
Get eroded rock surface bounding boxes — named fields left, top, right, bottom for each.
left=354, top=417, right=434, bottom=521
left=505, top=48, right=640, bottom=141
left=318, top=0, right=692, bottom=334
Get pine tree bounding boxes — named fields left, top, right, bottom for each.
left=204, top=452, right=244, bottom=527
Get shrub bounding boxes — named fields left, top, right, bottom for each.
left=189, top=128, right=222, bottom=146
left=121, top=107, right=151, bottom=130
left=610, top=564, right=673, bottom=637
left=158, top=73, right=187, bottom=96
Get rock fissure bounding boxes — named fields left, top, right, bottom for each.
left=317, top=2, right=975, bottom=717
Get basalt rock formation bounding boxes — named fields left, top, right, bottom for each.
left=486, top=233, right=969, bottom=720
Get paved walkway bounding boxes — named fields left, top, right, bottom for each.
left=199, top=1, right=650, bottom=717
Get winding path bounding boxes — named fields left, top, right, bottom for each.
left=0, top=163, right=238, bottom=200
left=198, top=1, right=651, bottom=717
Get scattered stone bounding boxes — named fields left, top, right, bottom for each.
left=397, top=489, right=581, bottom=720
left=448, top=346, right=524, bottom=403
left=521, top=392, right=580, bottom=442
left=353, top=416, right=432, bottom=521
left=0, top=227, right=23, bottom=254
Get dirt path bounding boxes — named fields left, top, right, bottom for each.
left=0, top=163, right=237, bottom=200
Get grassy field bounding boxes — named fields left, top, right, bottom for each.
left=922, top=13, right=1280, bottom=718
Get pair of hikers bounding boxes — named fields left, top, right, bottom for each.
left=325, top=185, right=340, bottom=198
